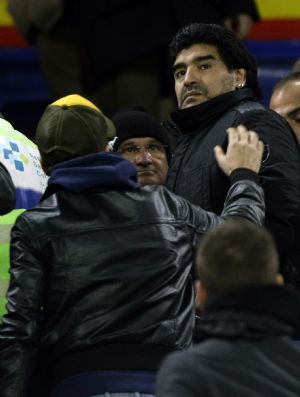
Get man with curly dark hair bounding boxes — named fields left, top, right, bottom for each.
left=166, top=23, right=300, bottom=290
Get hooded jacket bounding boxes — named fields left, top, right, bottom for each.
left=0, top=152, right=264, bottom=397
left=167, top=88, right=300, bottom=289
left=156, top=285, right=300, bottom=397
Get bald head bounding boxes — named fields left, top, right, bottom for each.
left=270, top=73, right=300, bottom=143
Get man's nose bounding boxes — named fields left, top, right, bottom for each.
left=134, top=149, right=152, bottom=165
left=184, top=65, right=198, bottom=86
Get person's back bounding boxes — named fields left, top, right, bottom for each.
left=0, top=117, right=47, bottom=320
left=156, top=220, right=300, bottom=397
left=0, top=95, right=265, bottom=397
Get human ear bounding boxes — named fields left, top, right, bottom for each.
left=235, top=68, right=246, bottom=88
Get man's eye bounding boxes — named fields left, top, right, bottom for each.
left=147, top=143, right=160, bottom=152
left=123, top=146, right=137, bottom=154
left=175, top=70, right=185, bottom=79
left=199, top=64, right=210, bottom=70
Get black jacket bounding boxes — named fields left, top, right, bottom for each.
left=167, top=89, right=300, bottom=288
left=156, top=285, right=300, bottom=397
left=0, top=153, right=264, bottom=397
left=0, top=162, right=15, bottom=215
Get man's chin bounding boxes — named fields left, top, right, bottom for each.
left=138, top=173, right=160, bottom=186
left=139, top=177, right=157, bottom=186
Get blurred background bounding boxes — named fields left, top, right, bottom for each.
left=0, top=0, right=299, bottom=139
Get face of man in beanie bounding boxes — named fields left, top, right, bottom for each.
left=117, top=137, right=168, bottom=185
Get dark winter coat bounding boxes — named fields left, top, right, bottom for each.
left=156, top=285, right=300, bottom=397
left=167, top=88, right=300, bottom=288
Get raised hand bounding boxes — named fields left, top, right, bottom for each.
left=214, top=125, right=264, bottom=176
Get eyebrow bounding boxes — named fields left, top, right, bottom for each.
left=173, top=54, right=216, bottom=73
left=119, top=139, right=159, bottom=148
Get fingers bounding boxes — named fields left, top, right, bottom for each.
left=214, top=145, right=227, bottom=174
left=221, top=125, right=264, bottom=176
left=257, top=139, right=264, bottom=160
left=214, top=145, right=225, bottom=161
left=227, top=125, right=261, bottom=146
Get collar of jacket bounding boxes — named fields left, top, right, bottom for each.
left=195, top=285, right=300, bottom=342
left=171, top=88, right=255, bottom=135
left=43, top=152, right=138, bottom=198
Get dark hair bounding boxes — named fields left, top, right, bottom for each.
left=196, top=220, right=279, bottom=298
left=169, top=23, right=263, bottom=99
left=272, top=71, right=300, bottom=92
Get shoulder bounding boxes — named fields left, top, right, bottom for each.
left=13, top=194, right=58, bottom=229
left=237, top=107, right=299, bottom=154
left=238, top=106, right=292, bottom=135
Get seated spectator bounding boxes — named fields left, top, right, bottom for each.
left=156, top=220, right=300, bottom=397
left=270, top=72, right=300, bottom=144
left=111, top=106, right=172, bottom=185
left=0, top=117, right=47, bottom=321
left=0, top=95, right=264, bottom=397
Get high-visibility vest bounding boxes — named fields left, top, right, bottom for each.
left=0, top=118, right=47, bottom=322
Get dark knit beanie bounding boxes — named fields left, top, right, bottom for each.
left=112, top=108, right=171, bottom=162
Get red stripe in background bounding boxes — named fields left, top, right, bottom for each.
left=0, top=26, right=29, bottom=47
left=250, top=19, right=300, bottom=40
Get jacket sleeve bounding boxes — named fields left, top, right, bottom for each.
left=0, top=215, right=45, bottom=397
left=238, top=110, right=300, bottom=271
left=182, top=168, right=265, bottom=233
left=0, top=162, right=15, bottom=215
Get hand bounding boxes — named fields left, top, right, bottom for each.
left=214, top=125, right=264, bottom=176
left=224, top=14, right=254, bottom=39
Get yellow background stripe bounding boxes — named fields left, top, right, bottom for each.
left=0, top=0, right=300, bottom=26
left=0, top=0, right=14, bottom=25
left=256, top=0, right=300, bottom=19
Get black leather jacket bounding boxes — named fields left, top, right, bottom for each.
left=0, top=153, right=264, bottom=397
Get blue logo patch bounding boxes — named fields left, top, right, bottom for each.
left=1, top=140, right=28, bottom=172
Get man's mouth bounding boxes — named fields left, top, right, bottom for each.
left=182, top=91, right=202, bottom=103
left=138, top=169, right=155, bottom=175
